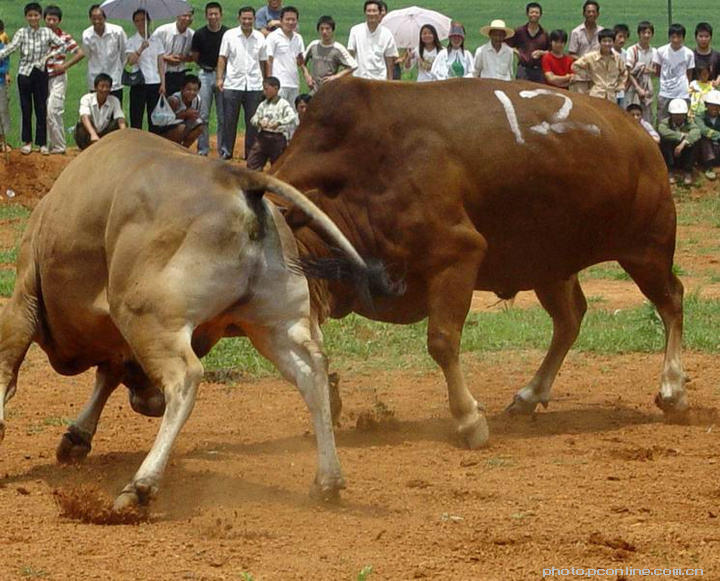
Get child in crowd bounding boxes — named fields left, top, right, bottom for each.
left=693, top=22, right=720, bottom=85
left=571, top=29, right=627, bottom=101
left=625, top=21, right=656, bottom=123
left=160, top=74, right=204, bottom=149
left=653, top=24, right=695, bottom=121
left=542, top=29, right=574, bottom=88
left=246, top=77, right=297, bottom=171
left=75, top=73, right=126, bottom=150
left=0, top=20, right=11, bottom=152
left=627, top=103, right=660, bottom=143
left=405, top=24, right=443, bottom=82
left=612, top=24, right=629, bottom=106
left=430, top=22, right=474, bottom=80
left=696, top=90, right=720, bottom=180
left=689, top=64, right=713, bottom=120
left=302, top=15, right=356, bottom=93
left=294, top=93, right=311, bottom=123
left=658, top=98, right=701, bottom=185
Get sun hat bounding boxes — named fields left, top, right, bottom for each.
left=704, top=90, right=720, bottom=106
left=449, top=24, right=465, bottom=38
left=668, top=99, right=689, bottom=114
left=480, top=19, right=515, bottom=39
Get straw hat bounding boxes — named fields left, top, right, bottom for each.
left=480, top=19, right=515, bottom=39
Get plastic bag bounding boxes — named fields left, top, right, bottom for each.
left=151, top=95, right=177, bottom=127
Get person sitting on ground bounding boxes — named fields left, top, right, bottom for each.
left=430, top=22, right=474, bottom=80
left=159, top=74, right=203, bottom=148
left=626, top=103, right=659, bottom=143
left=571, top=28, right=628, bottom=101
left=689, top=63, right=713, bottom=120
left=658, top=98, right=701, bottom=185
left=541, top=29, right=574, bottom=89
left=246, top=76, right=297, bottom=171
left=695, top=89, right=720, bottom=180
left=75, top=72, right=126, bottom=150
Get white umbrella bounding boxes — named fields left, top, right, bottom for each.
left=381, top=6, right=452, bottom=49
left=99, top=0, right=192, bottom=21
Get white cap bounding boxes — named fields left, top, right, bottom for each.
left=704, top=90, right=720, bottom=106
left=668, top=98, right=689, bottom=114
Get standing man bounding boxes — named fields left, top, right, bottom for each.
left=568, top=0, right=604, bottom=93
left=217, top=6, right=267, bottom=160
left=155, top=9, right=195, bottom=97
left=474, top=19, right=515, bottom=81
left=266, top=7, right=304, bottom=110
left=256, top=0, right=282, bottom=37
left=303, top=15, right=357, bottom=93
left=82, top=4, right=126, bottom=103
left=44, top=4, right=84, bottom=155
left=348, top=0, right=398, bottom=81
left=506, top=2, right=549, bottom=84
left=191, top=2, right=228, bottom=156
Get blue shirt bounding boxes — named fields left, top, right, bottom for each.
left=0, top=42, right=9, bottom=86
left=255, top=6, right=281, bottom=33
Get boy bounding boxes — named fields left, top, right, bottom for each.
left=625, top=21, right=656, bottom=123
left=246, top=76, right=297, bottom=171
left=44, top=5, right=85, bottom=154
left=0, top=2, right=65, bottom=155
left=627, top=103, right=659, bottom=143
left=75, top=73, right=126, bottom=150
left=696, top=90, right=720, bottom=180
left=653, top=24, right=695, bottom=121
left=693, top=22, right=720, bottom=85
left=0, top=20, right=10, bottom=152
left=541, top=29, right=574, bottom=88
left=612, top=23, right=629, bottom=106
left=160, top=74, right=204, bottom=149
left=658, top=98, right=701, bottom=185
left=302, top=15, right=356, bottom=93
left=571, top=29, right=627, bottom=101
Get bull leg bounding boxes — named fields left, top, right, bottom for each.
left=507, top=275, right=587, bottom=415
left=56, top=362, right=122, bottom=462
left=247, top=318, right=344, bottom=499
left=309, top=311, right=342, bottom=425
left=113, top=320, right=203, bottom=510
left=426, top=237, right=489, bottom=449
left=619, top=259, right=687, bottom=416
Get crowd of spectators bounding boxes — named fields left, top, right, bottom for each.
left=0, top=0, right=719, bottom=180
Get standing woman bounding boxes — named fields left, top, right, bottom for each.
left=126, top=9, right=163, bottom=133
left=0, top=2, right=64, bottom=154
left=404, top=24, right=442, bottom=82
left=430, top=22, right=474, bottom=80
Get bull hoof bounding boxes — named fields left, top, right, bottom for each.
left=56, top=426, right=93, bottom=463
left=505, top=394, right=545, bottom=416
left=458, top=410, right=490, bottom=449
left=113, top=479, right=156, bottom=511
left=655, top=393, right=690, bottom=423
left=309, top=473, right=345, bottom=503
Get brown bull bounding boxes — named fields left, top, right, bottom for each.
left=273, top=77, right=686, bottom=447
left=0, top=130, right=394, bottom=508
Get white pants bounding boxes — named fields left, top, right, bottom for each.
left=47, top=74, right=67, bottom=152
left=279, top=87, right=299, bottom=111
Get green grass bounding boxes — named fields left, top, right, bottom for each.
left=1, top=0, right=717, bottom=144
left=0, top=269, right=16, bottom=297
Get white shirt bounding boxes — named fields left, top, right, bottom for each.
left=152, top=22, right=194, bottom=73
left=347, top=23, right=398, bottom=80
left=266, top=28, right=305, bottom=89
left=126, top=33, right=163, bottom=85
left=219, top=27, right=267, bottom=91
left=79, top=92, right=125, bottom=132
left=474, top=42, right=514, bottom=81
left=653, top=43, right=695, bottom=99
left=430, top=48, right=475, bottom=80
left=409, top=47, right=438, bottom=82
left=82, top=23, right=127, bottom=91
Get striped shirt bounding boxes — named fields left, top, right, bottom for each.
left=0, top=26, right=64, bottom=76
left=46, top=28, right=79, bottom=77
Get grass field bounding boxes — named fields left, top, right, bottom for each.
left=0, top=0, right=717, bottom=145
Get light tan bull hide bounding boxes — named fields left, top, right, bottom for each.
left=0, top=130, right=389, bottom=509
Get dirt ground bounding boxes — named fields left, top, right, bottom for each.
left=0, top=152, right=719, bottom=581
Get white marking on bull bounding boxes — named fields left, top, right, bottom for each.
left=494, top=90, right=525, bottom=145
left=519, top=89, right=601, bottom=136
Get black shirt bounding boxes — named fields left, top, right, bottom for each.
left=693, top=48, right=720, bottom=81
left=191, top=25, right=229, bottom=70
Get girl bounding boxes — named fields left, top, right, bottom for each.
left=430, top=22, right=474, bottom=80
left=405, top=24, right=442, bottom=82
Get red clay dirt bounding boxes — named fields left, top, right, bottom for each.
left=0, top=152, right=719, bottom=581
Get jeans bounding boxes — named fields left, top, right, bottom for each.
left=47, top=74, right=67, bottom=151
left=197, top=69, right=224, bottom=155
left=17, top=67, right=49, bottom=146
left=129, top=83, right=161, bottom=133
left=221, top=88, right=263, bottom=159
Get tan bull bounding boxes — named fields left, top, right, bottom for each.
left=273, top=77, right=687, bottom=448
left=0, top=130, right=393, bottom=509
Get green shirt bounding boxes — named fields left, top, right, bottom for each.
left=658, top=117, right=702, bottom=145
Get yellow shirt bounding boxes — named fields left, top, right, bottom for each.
left=572, top=50, right=629, bottom=101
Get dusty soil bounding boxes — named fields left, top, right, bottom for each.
left=0, top=152, right=719, bottom=581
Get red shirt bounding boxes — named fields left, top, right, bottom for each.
left=541, top=52, right=574, bottom=77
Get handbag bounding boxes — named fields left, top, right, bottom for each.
left=122, top=67, right=145, bottom=87
left=151, top=95, right=178, bottom=127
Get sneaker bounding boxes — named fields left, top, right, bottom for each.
left=197, top=151, right=208, bottom=157
left=668, top=174, right=676, bottom=185
left=49, top=148, right=66, bottom=155
left=20, top=143, right=32, bottom=155
left=40, top=146, right=50, bottom=156
left=705, top=169, right=717, bottom=181
left=683, top=172, right=693, bottom=186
